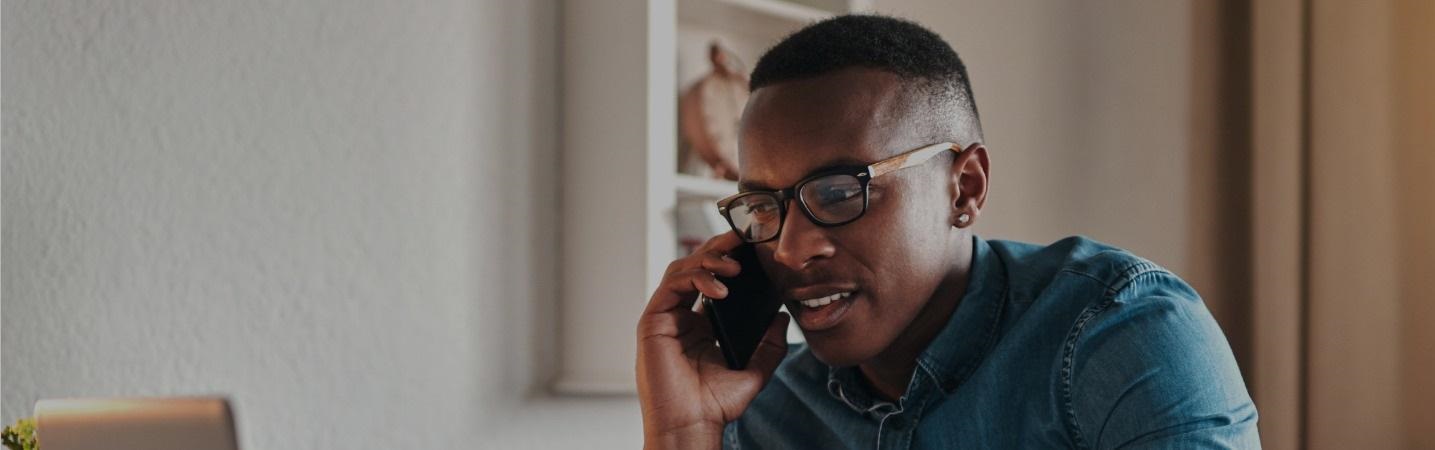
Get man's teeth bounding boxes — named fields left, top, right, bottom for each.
left=799, top=292, right=852, bottom=308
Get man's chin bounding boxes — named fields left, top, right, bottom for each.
left=804, top=333, right=884, bottom=368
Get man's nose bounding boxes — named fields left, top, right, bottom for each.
left=771, top=201, right=837, bottom=270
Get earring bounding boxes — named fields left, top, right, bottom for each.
left=957, top=213, right=971, bottom=225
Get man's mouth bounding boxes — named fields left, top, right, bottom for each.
left=798, top=291, right=852, bottom=308
left=788, top=289, right=857, bottom=331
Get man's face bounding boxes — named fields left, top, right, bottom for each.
left=739, top=68, right=958, bottom=367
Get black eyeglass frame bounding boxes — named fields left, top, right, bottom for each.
left=715, top=142, right=964, bottom=244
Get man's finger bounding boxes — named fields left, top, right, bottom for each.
left=697, top=250, right=741, bottom=278
left=646, top=233, right=741, bottom=315
left=697, top=230, right=743, bottom=255
left=662, top=267, right=727, bottom=300
left=676, top=310, right=715, bottom=347
left=744, top=312, right=791, bottom=378
left=643, top=280, right=693, bottom=316
left=644, top=268, right=728, bottom=315
left=637, top=310, right=698, bottom=342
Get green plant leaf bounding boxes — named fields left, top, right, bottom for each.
left=2, top=417, right=37, bottom=450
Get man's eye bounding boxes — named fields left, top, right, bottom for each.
left=749, top=203, right=779, bottom=217
left=817, top=186, right=859, bottom=203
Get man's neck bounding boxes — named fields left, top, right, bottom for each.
left=857, top=241, right=974, bottom=403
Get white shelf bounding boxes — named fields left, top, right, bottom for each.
left=718, top=0, right=837, bottom=23
left=679, top=0, right=834, bottom=40
left=674, top=173, right=739, bottom=199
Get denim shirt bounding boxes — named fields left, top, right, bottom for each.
left=724, top=236, right=1259, bottom=449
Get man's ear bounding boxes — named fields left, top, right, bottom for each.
left=949, top=143, right=990, bottom=228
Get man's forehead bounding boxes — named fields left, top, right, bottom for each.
left=736, top=68, right=922, bottom=190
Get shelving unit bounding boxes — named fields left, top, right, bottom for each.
left=556, top=0, right=864, bottom=396
left=719, top=0, right=839, bottom=22
left=674, top=173, right=738, bottom=199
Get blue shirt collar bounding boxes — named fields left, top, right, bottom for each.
left=916, top=234, right=1009, bottom=393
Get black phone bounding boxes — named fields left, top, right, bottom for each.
left=702, top=243, right=784, bottom=370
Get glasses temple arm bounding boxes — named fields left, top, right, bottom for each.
left=866, top=142, right=961, bottom=178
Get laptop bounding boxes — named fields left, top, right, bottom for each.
left=34, top=397, right=240, bottom=450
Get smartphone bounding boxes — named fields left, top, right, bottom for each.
left=702, top=243, right=784, bottom=370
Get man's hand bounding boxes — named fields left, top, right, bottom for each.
left=636, top=231, right=790, bottom=450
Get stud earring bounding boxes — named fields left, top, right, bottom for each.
left=957, top=213, right=971, bottom=225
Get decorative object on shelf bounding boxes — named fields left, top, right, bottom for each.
left=1, top=417, right=37, bottom=450
left=678, top=41, right=749, bottom=181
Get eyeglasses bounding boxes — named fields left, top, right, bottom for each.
left=716, top=142, right=963, bottom=244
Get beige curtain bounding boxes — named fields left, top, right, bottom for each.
left=1249, top=0, right=1435, bottom=448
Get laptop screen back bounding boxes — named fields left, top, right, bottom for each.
left=35, top=397, right=239, bottom=450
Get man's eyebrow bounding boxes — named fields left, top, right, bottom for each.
left=738, top=180, right=772, bottom=192
left=823, top=157, right=871, bottom=168
left=736, top=157, right=874, bottom=192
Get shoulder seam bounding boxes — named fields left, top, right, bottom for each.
left=1058, top=293, right=1113, bottom=449
left=1058, top=251, right=1166, bottom=297
left=1056, top=267, right=1170, bottom=449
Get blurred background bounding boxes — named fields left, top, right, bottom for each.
left=3, top=0, right=1431, bottom=448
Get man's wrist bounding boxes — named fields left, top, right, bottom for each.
left=644, top=421, right=724, bottom=450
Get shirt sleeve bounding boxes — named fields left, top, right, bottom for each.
left=722, top=419, right=739, bottom=450
left=1062, top=272, right=1261, bottom=449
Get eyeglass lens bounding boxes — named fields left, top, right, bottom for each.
left=726, top=173, right=866, bottom=243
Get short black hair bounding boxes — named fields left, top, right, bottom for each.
left=750, top=15, right=982, bottom=141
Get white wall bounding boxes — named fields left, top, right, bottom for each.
left=3, top=1, right=642, bottom=448
left=876, top=1, right=1197, bottom=275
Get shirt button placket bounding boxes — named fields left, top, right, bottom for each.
left=878, top=412, right=913, bottom=449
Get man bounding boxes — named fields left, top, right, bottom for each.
left=636, top=15, right=1258, bottom=449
